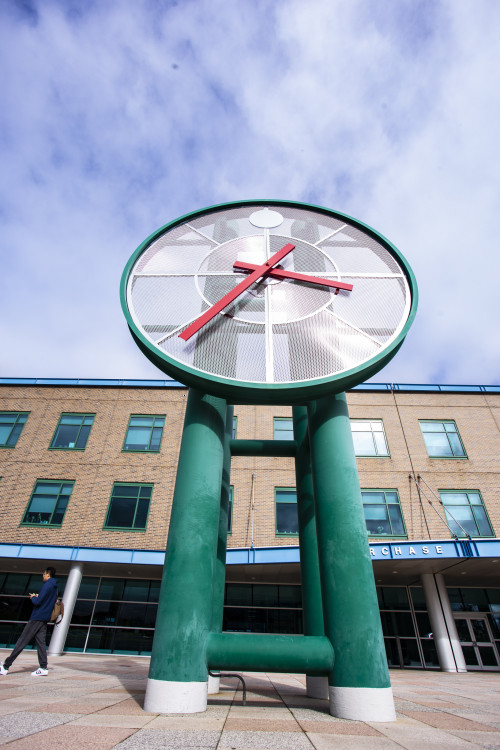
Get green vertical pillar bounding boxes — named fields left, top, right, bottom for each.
left=144, top=389, right=227, bottom=714
left=307, top=392, right=396, bottom=721
left=208, top=405, right=234, bottom=695
left=293, top=406, right=329, bottom=699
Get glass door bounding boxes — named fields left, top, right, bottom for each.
left=454, top=614, right=500, bottom=670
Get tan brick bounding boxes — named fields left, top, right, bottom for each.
left=0, top=385, right=498, bottom=551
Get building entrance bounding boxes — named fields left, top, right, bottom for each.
left=454, top=614, right=500, bottom=670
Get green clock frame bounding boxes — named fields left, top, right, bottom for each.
left=120, top=200, right=418, bottom=403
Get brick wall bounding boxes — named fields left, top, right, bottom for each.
left=0, top=385, right=498, bottom=551
left=0, top=385, right=186, bottom=551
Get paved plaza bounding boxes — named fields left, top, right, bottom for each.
left=0, top=652, right=499, bottom=748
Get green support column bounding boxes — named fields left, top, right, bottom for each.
left=307, top=393, right=396, bottom=721
left=208, top=405, right=234, bottom=695
left=293, top=405, right=330, bottom=700
left=144, top=389, right=227, bottom=714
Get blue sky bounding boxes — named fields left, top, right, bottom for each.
left=1, top=0, right=499, bottom=384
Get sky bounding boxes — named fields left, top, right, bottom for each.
left=0, top=0, right=499, bottom=386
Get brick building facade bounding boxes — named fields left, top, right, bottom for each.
left=1, top=378, right=499, bottom=671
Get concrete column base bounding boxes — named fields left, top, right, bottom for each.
left=306, top=675, right=329, bottom=700
left=207, top=674, right=220, bottom=694
left=144, top=678, right=207, bottom=713
left=329, top=686, right=396, bottom=722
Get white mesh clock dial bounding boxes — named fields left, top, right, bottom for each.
left=122, top=202, right=417, bottom=402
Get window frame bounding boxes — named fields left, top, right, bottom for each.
left=439, top=490, right=494, bottom=539
left=275, top=486, right=298, bottom=536
left=21, top=479, right=75, bottom=528
left=350, top=419, right=390, bottom=457
left=103, top=482, right=154, bottom=532
left=419, top=420, right=467, bottom=459
left=122, top=415, right=166, bottom=453
left=49, top=413, right=95, bottom=451
left=361, top=488, right=407, bottom=538
left=227, top=485, right=233, bottom=534
left=273, top=417, right=294, bottom=441
left=0, top=412, right=29, bottom=449
left=232, top=417, right=237, bottom=439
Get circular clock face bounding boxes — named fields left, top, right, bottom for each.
left=121, top=201, right=417, bottom=404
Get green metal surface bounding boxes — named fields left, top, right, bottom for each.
left=230, top=439, right=296, bottom=457
left=308, top=392, right=391, bottom=689
left=206, top=633, right=334, bottom=674
left=211, top=406, right=234, bottom=634
left=293, top=406, right=325, bottom=638
left=148, top=389, right=227, bottom=683
left=120, top=200, right=418, bottom=404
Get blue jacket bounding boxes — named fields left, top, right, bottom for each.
left=30, top=577, right=58, bottom=622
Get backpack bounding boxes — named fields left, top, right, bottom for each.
left=50, top=597, right=64, bottom=624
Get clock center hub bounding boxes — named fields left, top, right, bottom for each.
left=194, top=236, right=343, bottom=326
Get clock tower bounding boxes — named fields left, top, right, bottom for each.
left=121, top=201, right=417, bottom=720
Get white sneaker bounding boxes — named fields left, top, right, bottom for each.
left=0, top=662, right=8, bottom=676
left=31, top=668, right=48, bottom=676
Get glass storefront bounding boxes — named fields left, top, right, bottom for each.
left=0, top=572, right=498, bottom=669
left=61, top=577, right=159, bottom=655
left=378, top=585, right=439, bottom=669
left=224, top=583, right=303, bottom=634
left=448, top=587, right=500, bottom=670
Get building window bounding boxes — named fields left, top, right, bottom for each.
left=351, top=420, right=389, bottom=456
left=439, top=491, right=494, bottom=538
left=228, top=486, right=233, bottom=534
left=122, top=416, right=165, bottom=452
left=275, top=488, right=298, bottom=535
left=274, top=418, right=293, bottom=440
left=224, top=583, right=303, bottom=634
left=419, top=421, right=466, bottom=458
left=232, top=417, right=237, bottom=439
left=22, top=480, right=74, bottom=526
left=50, top=413, right=95, bottom=450
left=104, top=483, right=153, bottom=531
left=0, top=412, right=29, bottom=448
left=361, top=490, right=406, bottom=537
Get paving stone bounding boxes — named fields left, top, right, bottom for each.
left=443, top=708, right=500, bottom=726
left=368, top=716, right=483, bottom=749
left=289, top=708, right=345, bottom=722
left=69, top=713, right=155, bottom=728
left=1, top=654, right=500, bottom=750
left=0, top=711, right=80, bottom=741
left=0, top=725, right=137, bottom=749
left=448, top=730, right=500, bottom=747
left=299, top=721, right=382, bottom=735
left=224, top=718, right=302, bottom=732
left=229, top=707, right=294, bottom=719
left=306, top=734, right=398, bottom=749
left=31, top=701, right=123, bottom=715
left=95, top=698, right=155, bottom=715
left=146, top=716, right=225, bottom=730
left=220, top=730, right=313, bottom=749
left=114, top=728, right=221, bottom=748
left=395, top=699, right=438, bottom=712
left=403, top=710, right=499, bottom=731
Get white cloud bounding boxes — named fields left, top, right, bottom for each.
left=0, top=0, right=499, bottom=384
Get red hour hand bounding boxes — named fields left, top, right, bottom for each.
left=179, top=243, right=295, bottom=341
left=232, top=260, right=353, bottom=292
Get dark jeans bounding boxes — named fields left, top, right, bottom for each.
left=4, top=620, right=48, bottom=670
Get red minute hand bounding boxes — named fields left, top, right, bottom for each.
left=232, top=260, right=353, bottom=292
left=179, top=243, right=295, bottom=341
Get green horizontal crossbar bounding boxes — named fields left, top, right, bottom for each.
left=206, top=633, right=334, bottom=675
left=230, top=439, right=297, bottom=457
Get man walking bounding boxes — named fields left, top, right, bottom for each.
left=0, top=567, right=59, bottom=676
